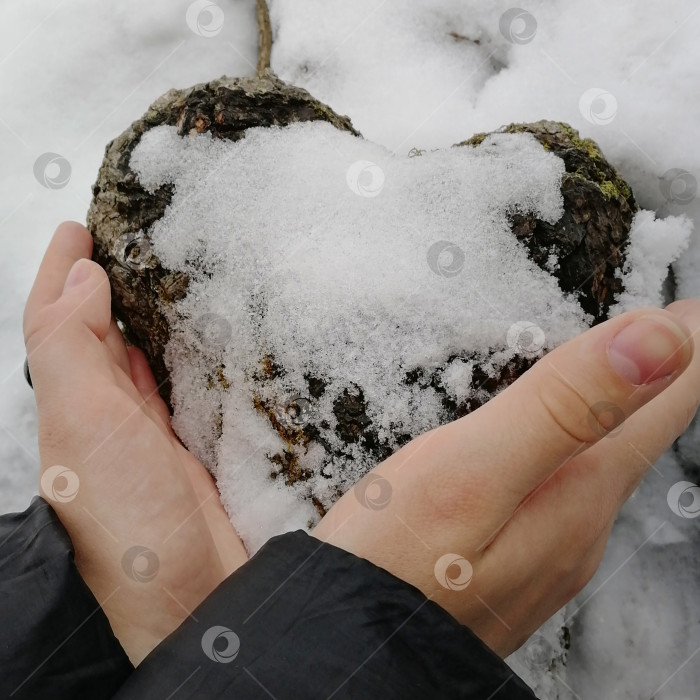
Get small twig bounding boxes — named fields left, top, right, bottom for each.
left=256, top=0, right=273, bottom=75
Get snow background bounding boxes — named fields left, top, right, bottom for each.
left=0, top=0, right=698, bottom=697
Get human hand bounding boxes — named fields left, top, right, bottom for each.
left=312, top=300, right=700, bottom=656
left=23, top=222, right=248, bottom=665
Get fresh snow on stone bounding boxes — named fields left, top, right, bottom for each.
left=131, top=122, right=588, bottom=546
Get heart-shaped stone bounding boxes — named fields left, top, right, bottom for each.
left=88, top=74, right=638, bottom=550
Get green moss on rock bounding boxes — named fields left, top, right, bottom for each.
left=455, top=120, right=637, bottom=320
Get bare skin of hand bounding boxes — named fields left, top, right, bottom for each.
left=313, top=299, right=700, bottom=656
left=24, top=222, right=248, bottom=665
left=25, top=222, right=700, bottom=664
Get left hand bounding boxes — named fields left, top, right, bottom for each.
left=24, top=221, right=248, bottom=665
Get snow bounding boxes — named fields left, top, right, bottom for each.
left=1, top=1, right=699, bottom=698
left=613, top=211, right=692, bottom=312
left=0, top=0, right=258, bottom=516
left=130, top=122, right=591, bottom=547
left=269, top=0, right=700, bottom=302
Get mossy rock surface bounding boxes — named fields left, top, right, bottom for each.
left=88, top=76, right=637, bottom=501
left=461, top=120, right=636, bottom=320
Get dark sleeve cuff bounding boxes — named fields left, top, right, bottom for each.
left=115, top=530, right=538, bottom=699
left=0, top=497, right=133, bottom=699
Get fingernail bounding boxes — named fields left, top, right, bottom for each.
left=63, top=260, right=91, bottom=292
left=608, top=315, right=691, bottom=385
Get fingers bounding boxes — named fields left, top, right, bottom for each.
left=480, top=457, right=613, bottom=599
left=434, top=307, right=694, bottom=511
left=477, top=520, right=613, bottom=657
left=24, top=222, right=93, bottom=336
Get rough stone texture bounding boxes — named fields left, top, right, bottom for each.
left=87, top=75, right=638, bottom=501
left=87, top=72, right=358, bottom=402
left=460, top=121, right=637, bottom=321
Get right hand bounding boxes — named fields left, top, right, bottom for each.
left=313, top=301, right=700, bottom=656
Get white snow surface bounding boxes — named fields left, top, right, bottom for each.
left=270, top=0, right=700, bottom=299
left=131, top=122, right=589, bottom=545
left=1, top=1, right=699, bottom=698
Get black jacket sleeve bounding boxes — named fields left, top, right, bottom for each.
left=0, top=498, right=538, bottom=699
left=115, top=530, right=537, bottom=699
left=0, top=497, right=133, bottom=699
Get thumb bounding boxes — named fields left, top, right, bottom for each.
left=438, top=307, right=695, bottom=505
left=58, top=259, right=112, bottom=340
left=27, top=259, right=112, bottom=400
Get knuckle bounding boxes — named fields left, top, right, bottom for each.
left=536, top=372, right=601, bottom=445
